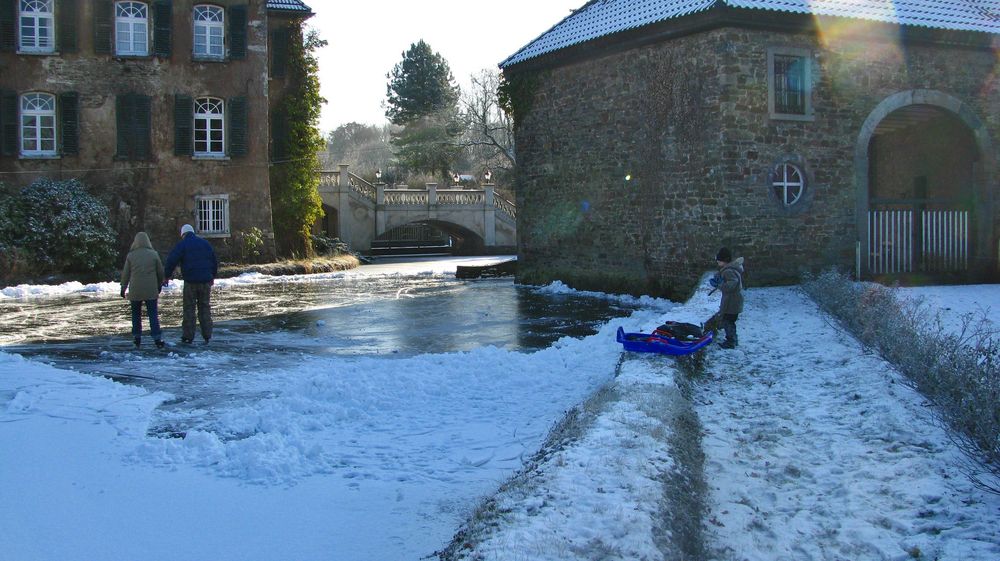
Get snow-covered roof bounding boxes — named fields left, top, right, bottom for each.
left=266, top=0, right=312, bottom=13
left=501, top=0, right=1000, bottom=68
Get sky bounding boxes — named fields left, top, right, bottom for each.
left=308, top=0, right=584, bottom=134
left=2, top=259, right=999, bottom=560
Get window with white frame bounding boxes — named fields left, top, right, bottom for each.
left=771, top=163, right=805, bottom=207
left=115, top=1, right=149, bottom=56
left=20, top=92, right=57, bottom=156
left=19, top=0, right=54, bottom=53
left=768, top=47, right=813, bottom=120
left=193, top=97, right=224, bottom=156
left=193, top=5, right=224, bottom=58
left=196, top=195, right=229, bottom=235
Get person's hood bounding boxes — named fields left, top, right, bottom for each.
left=130, top=231, right=154, bottom=251
left=724, top=257, right=745, bottom=273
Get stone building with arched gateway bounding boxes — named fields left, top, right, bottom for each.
left=500, top=0, right=1000, bottom=300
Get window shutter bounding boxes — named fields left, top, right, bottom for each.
left=116, top=94, right=131, bottom=158
left=228, top=5, right=247, bottom=60
left=57, top=0, right=78, bottom=53
left=135, top=94, right=151, bottom=160
left=228, top=96, right=247, bottom=157
left=0, top=90, right=16, bottom=156
left=93, top=0, right=113, bottom=55
left=271, top=111, right=288, bottom=161
left=59, top=92, right=80, bottom=156
left=174, top=94, right=193, bottom=156
left=0, top=0, right=14, bottom=52
left=152, top=0, right=172, bottom=57
left=270, top=28, right=288, bottom=78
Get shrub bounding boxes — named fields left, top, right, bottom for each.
left=0, top=178, right=117, bottom=276
left=803, top=269, right=1000, bottom=494
left=236, top=227, right=265, bottom=263
left=310, top=234, right=349, bottom=256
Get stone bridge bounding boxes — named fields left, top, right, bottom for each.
left=317, top=165, right=517, bottom=253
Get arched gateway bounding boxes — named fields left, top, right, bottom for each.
left=855, top=90, right=997, bottom=279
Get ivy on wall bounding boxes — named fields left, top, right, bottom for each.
left=269, top=27, right=326, bottom=257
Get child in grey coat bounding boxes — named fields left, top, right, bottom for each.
left=709, top=247, right=744, bottom=349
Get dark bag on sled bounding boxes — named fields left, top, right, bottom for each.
left=653, top=321, right=704, bottom=341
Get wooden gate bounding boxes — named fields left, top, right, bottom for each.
left=868, top=208, right=969, bottom=275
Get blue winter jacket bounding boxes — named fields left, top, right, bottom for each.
left=164, top=233, right=218, bottom=283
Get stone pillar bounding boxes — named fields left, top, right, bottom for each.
left=484, top=184, right=496, bottom=246
left=337, top=164, right=351, bottom=242
left=376, top=183, right=386, bottom=235
left=427, top=183, right=438, bottom=220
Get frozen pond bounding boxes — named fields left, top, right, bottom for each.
left=0, top=257, right=639, bottom=441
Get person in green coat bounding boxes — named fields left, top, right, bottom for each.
left=120, top=232, right=165, bottom=348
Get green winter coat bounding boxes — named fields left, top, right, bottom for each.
left=719, top=257, right=744, bottom=315
left=121, top=232, right=165, bottom=301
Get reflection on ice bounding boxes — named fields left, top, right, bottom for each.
left=1, top=261, right=642, bottom=451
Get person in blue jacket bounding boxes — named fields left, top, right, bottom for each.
left=164, top=224, right=218, bottom=344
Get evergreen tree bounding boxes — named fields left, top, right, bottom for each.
left=385, top=40, right=459, bottom=126
left=270, top=28, right=326, bottom=257
left=385, top=41, right=461, bottom=179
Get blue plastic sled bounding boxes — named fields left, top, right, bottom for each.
left=616, top=326, right=713, bottom=356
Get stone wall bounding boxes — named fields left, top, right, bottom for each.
left=513, top=23, right=1000, bottom=300
left=0, top=0, right=278, bottom=263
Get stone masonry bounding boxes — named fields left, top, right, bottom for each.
left=510, top=16, right=999, bottom=301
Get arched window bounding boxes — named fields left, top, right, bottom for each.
left=20, top=92, right=56, bottom=156
left=19, top=0, right=54, bottom=53
left=115, top=1, right=149, bottom=56
left=193, top=97, right=224, bottom=156
left=771, top=163, right=805, bottom=207
left=193, top=5, right=224, bottom=58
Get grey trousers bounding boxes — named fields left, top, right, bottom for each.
left=182, top=281, right=213, bottom=341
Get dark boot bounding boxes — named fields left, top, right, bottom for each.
left=720, top=316, right=738, bottom=348
left=133, top=337, right=141, bottom=349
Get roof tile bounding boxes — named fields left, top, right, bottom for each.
left=501, top=0, right=1000, bottom=67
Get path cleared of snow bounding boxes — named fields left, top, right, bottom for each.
left=695, top=287, right=1000, bottom=561
left=453, top=284, right=1000, bottom=561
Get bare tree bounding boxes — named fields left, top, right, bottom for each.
left=459, top=69, right=515, bottom=178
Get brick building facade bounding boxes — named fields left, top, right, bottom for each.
left=0, top=0, right=312, bottom=262
left=501, top=1, right=1000, bottom=300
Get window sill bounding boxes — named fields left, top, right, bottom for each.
left=17, top=49, right=58, bottom=56
left=198, top=231, right=231, bottom=239
left=192, top=56, right=227, bottom=63
left=192, top=155, right=230, bottom=161
left=769, top=112, right=815, bottom=122
left=19, top=154, right=61, bottom=160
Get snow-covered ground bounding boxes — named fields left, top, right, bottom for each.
left=2, top=264, right=999, bottom=561
left=451, top=284, right=1000, bottom=560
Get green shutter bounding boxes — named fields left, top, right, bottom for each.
left=270, top=29, right=288, bottom=78
left=93, top=0, right=113, bottom=55
left=0, top=0, right=14, bottom=52
left=228, top=96, right=247, bottom=157
left=57, top=0, right=78, bottom=53
left=228, top=5, right=247, bottom=60
left=271, top=110, right=288, bottom=161
left=174, top=94, right=193, bottom=156
left=116, top=94, right=131, bottom=158
left=0, top=90, right=16, bottom=156
left=59, top=92, right=80, bottom=156
left=152, top=0, right=172, bottom=57
left=117, top=94, right=151, bottom=160
left=135, top=95, right=151, bottom=160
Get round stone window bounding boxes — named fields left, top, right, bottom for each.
left=771, top=163, right=805, bottom=207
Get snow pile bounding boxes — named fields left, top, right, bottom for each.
left=451, top=357, right=684, bottom=560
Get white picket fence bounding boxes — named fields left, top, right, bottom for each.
left=868, top=210, right=969, bottom=274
